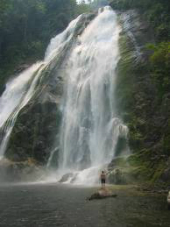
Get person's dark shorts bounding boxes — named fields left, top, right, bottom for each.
left=101, top=179, right=105, bottom=184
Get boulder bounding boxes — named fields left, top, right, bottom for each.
left=59, top=173, right=74, bottom=183
left=87, top=188, right=117, bottom=201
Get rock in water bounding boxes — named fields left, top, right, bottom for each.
left=87, top=188, right=117, bottom=201
left=59, top=173, right=74, bottom=183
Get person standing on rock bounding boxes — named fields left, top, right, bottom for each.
left=100, top=171, right=106, bottom=188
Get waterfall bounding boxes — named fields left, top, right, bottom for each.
left=0, top=63, right=44, bottom=159
left=0, top=15, right=82, bottom=160
left=0, top=6, right=128, bottom=185
left=56, top=7, right=129, bottom=184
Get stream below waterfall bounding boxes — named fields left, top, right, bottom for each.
left=0, top=183, right=169, bottom=227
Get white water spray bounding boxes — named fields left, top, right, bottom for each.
left=57, top=7, right=128, bottom=184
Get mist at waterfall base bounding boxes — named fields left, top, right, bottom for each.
left=0, top=7, right=128, bottom=185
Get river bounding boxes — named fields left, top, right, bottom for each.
left=0, top=183, right=169, bottom=227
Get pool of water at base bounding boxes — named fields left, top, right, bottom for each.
left=0, top=183, right=169, bottom=227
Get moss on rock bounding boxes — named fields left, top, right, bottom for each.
left=113, top=10, right=170, bottom=185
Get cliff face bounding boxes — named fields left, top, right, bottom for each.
left=113, top=10, right=170, bottom=184
left=4, top=13, right=96, bottom=165
left=1, top=8, right=169, bottom=185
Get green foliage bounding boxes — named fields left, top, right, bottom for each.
left=0, top=0, right=91, bottom=88
left=147, top=42, right=170, bottom=96
left=113, top=0, right=170, bottom=183
left=110, top=0, right=170, bottom=41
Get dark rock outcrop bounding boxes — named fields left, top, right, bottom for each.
left=59, top=173, right=74, bottom=183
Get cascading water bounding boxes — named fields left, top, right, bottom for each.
left=0, top=6, right=128, bottom=185
left=56, top=7, right=129, bottom=184
left=0, top=15, right=82, bottom=160
left=0, top=63, right=44, bottom=159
